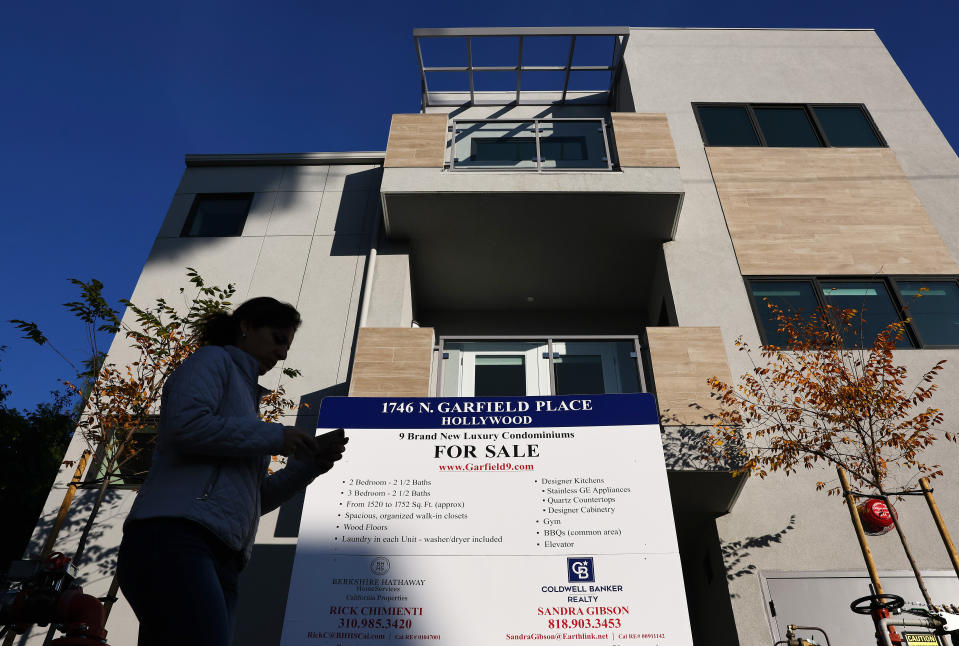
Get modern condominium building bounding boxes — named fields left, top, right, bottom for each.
left=20, top=26, right=959, bottom=646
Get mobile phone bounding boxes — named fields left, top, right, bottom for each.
left=317, top=428, right=346, bottom=441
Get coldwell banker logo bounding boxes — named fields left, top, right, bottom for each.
left=567, top=557, right=595, bottom=582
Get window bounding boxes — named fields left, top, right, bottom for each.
left=86, top=418, right=158, bottom=488
left=438, top=337, right=644, bottom=396
left=181, top=193, right=253, bottom=237
left=747, top=277, right=959, bottom=349
left=474, top=355, right=528, bottom=396
left=752, top=107, right=821, bottom=147
left=819, top=280, right=913, bottom=349
left=896, top=281, right=959, bottom=346
left=748, top=280, right=821, bottom=348
left=694, top=106, right=760, bottom=146
left=811, top=106, right=884, bottom=147
left=694, top=104, right=884, bottom=148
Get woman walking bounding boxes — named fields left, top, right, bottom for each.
left=116, top=297, right=347, bottom=645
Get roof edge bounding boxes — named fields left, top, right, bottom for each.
left=185, top=151, right=386, bottom=167
left=626, top=26, right=877, bottom=31
left=414, top=26, right=629, bottom=37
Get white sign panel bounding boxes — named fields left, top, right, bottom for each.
left=281, top=394, right=693, bottom=645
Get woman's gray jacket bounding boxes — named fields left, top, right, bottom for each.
left=125, top=344, right=323, bottom=563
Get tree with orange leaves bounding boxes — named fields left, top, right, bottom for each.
left=705, top=299, right=951, bottom=496
left=10, top=268, right=298, bottom=564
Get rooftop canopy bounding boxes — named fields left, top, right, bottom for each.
left=413, top=27, right=630, bottom=107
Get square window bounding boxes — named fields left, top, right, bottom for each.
left=181, top=194, right=253, bottom=237
left=812, top=106, right=883, bottom=147
left=696, top=106, right=760, bottom=146
left=753, top=107, right=822, bottom=147
left=748, top=280, right=820, bottom=347
left=554, top=355, right=605, bottom=395
left=897, top=281, right=959, bottom=346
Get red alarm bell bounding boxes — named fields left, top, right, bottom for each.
left=857, top=498, right=897, bottom=536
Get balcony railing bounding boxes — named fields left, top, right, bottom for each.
left=449, top=118, right=613, bottom=171
left=435, top=335, right=645, bottom=396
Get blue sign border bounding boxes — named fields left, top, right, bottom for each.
left=317, top=393, right=659, bottom=429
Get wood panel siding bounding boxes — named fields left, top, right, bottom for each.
left=706, top=147, right=959, bottom=275
left=384, top=114, right=449, bottom=168
left=348, top=327, right=435, bottom=397
left=610, top=113, right=679, bottom=167
left=646, top=327, right=731, bottom=426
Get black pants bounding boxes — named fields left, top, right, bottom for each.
left=117, top=518, right=243, bottom=646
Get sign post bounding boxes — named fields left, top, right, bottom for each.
left=280, top=393, right=694, bottom=645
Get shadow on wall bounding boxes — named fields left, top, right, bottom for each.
left=658, top=399, right=745, bottom=472
left=147, top=166, right=383, bottom=266
left=28, top=487, right=128, bottom=583
left=232, top=543, right=298, bottom=646
left=674, top=514, right=796, bottom=645
left=721, top=515, right=798, bottom=589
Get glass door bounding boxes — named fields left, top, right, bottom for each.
left=443, top=341, right=550, bottom=397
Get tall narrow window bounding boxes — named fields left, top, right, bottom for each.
left=181, top=194, right=253, bottom=237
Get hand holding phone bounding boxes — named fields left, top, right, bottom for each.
left=314, top=428, right=348, bottom=472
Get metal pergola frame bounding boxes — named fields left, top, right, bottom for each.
left=414, top=27, right=630, bottom=108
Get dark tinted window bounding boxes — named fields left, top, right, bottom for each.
left=898, top=281, right=959, bottom=346
left=697, top=106, right=760, bottom=146
left=472, top=139, right=537, bottom=162
left=812, top=106, right=883, bottom=147
left=820, top=281, right=912, bottom=348
left=554, top=355, right=605, bottom=395
left=753, top=107, right=821, bottom=147
left=540, top=137, right=588, bottom=161
left=474, top=356, right=526, bottom=396
left=749, top=280, right=820, bottom=347
left=182, top=194, right=253, bottom=237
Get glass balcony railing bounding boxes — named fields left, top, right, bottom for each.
left=436, top=336, right=645, bottom=397
left=449, top=118, right=613, bottom=171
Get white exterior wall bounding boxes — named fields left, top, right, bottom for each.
left=623, top=28, right=959, bottom=645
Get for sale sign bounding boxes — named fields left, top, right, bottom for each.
left=280, top=394, right=693, bottom=645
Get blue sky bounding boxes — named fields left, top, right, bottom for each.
left=2, top=0, right=958, bottom=411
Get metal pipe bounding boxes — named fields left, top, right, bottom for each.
left=102, top=571, right=121, bottom=621
left=877, top=616, right=940, bottom=646
left=879, top=492, right=934, bottom=609
left=357, top=196, right=383, bottom=328
left=787, top=625, right=833, bottom=646
left=838, top=467, right=884, bottom=594
left=919, top=477, right=959, bottom=580
left=41, top=450, right=91, bottom=557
